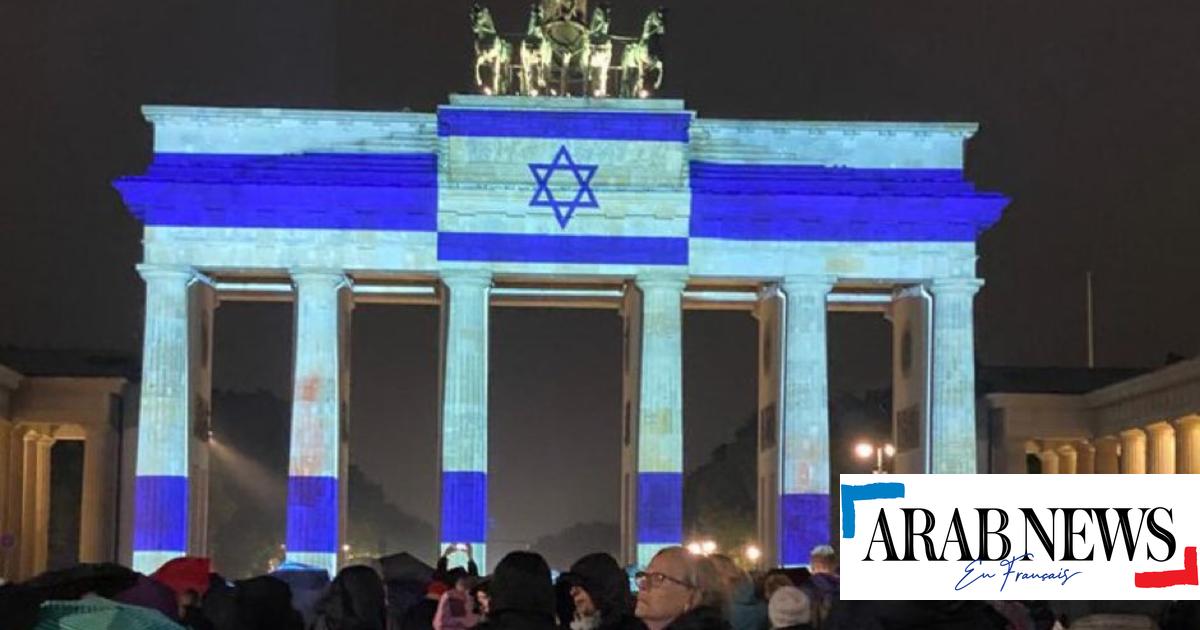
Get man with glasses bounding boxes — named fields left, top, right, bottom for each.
left=634, top=547, right=731, bottom=630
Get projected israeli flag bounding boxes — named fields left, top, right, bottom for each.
left=436, top=105, right=693, bottom=270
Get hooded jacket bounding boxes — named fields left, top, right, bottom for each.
left=568, top=553, right=646, bottom=630
left=476, top=552, right=558, bottom=630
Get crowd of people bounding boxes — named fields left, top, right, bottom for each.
left=2, top=543, right=1198, bottom=630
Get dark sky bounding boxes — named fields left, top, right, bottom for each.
left=3, top=1, right=1200, bottom=548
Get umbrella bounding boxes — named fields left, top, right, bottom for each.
left=379, top=552, right=433, bottom=583
left=34, top=597, right=184, bottom=630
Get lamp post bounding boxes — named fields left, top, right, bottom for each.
left=855, top=441, right=896, bottom=474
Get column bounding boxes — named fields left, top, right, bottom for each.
left=1094, top=436, right=1120, bottom=474
left=1119, top=429, right=1147, bottom=474
left=634, top=274, right=685, bottom=567
left=18, top=431, right=38, bottom=578
left=1055, top=444, right=1077, bottom=474
left=929, top=278, right=984, bottom=473
left=779, top=275, right=833, bottom=566
left=0, top=421, right=10, bottom=579
left=32, top=434, right=54, bottom=575
left=132, top=265, right=204, bottom=573
left=1176, top=416, right=1200, bottom=474
left=79, top=428, right=115, bottom=562
left=619, top=283, right=643, bottom=567
left=439, top=270, right=491, bottom=570
left=754, top=285, right=784, bottom=567
left=1146, top=422, right=1176, bottom=474
left=1075, top=441, right=1096, bottom=474
left=1038, top=449, right=1060, bottom=474
left=285, top=270, right=351, bottom=576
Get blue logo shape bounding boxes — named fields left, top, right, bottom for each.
left=841, top=482, right=905, bottom=539
left=529, top=145, right=599, bottom=229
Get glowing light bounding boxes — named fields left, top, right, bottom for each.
left=701, top=540, right=717, bottom=555
left=685, top=542, right=703, bottom=555
left=530, top=89, right=539, bottom=96
left=854, top=442, right=874, bottom=460
left=638, top=89, right=650, bottom=99
left=745, top=544, right=762, bottom=563
left=884, top=443, right=896, bottom=457
left=342, top=544, right=351, bottom=553
left=482, top=86, right=493, bottom=96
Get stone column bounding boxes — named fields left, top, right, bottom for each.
left=754, top=285, right=784, bottom=567
left=1075, top=441, right=1096, bottom=474
left=79, top=428, right=116, bottom=563
left=1038, top=449, right=1060, bottom=474
left=929, top=278, right=984, bottom=473
left=132, top=265, right=204, bottom=573
left=439, top=270, right=492, bottom=570
left=32, top=434, right=54, bottom=575
left=19, top=431, right=37, bottom=579
left=1094, top=436, right=1121, bottom=474
left=619, top=283, right=643, bottom=567
left=1176, top=416, right=1200, bottom=474
left=779, top=275, right=833, bottom=566
left=1119, top=429, right=1147, bottom=474
left=1056, top=444, right=1078, bottom=474
left=285, top=270, right=351, bottom=576
left=634, top=274, right=685, bottom=567
left=0, top=421, right=10, bottom=579
left=1146, top=422, right=1176, bottom=474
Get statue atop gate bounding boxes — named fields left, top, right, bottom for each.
left=471, top=2, right=665, bottom=98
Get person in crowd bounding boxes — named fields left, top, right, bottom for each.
left=760, top=573, right=793, bottom=604
left=434, top=572, right=479, bottom=630
left=709, top=555, right=765, bottom=630
left=556, top=573, right=578, bottom=629
left=475, top=551, right=558, bottom=630
left=312, top=565, right=388, bottom=630
left=562, top=552, right=646, bottom=630
left=402, top=581, right=449, bottom=630
left=233, top=575, right=305, bottom=630
left=767, top=587, right=811, bottom=630
left=470, top=578, right=491, bottom=621
left=634, top=547, right=730, bottom=630
left=798, top=546, right=838, bottom=628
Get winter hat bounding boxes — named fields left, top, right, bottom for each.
left=768, top=586, right=811, bottom=628
left=152, top=556, right=212, bottom=597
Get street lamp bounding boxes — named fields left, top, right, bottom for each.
left=855, top=441, right=896, bottom=473
left=744, top=544, right=762, bottom=564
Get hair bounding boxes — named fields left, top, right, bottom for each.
left=809, top=545, right=838, bottom=573
left=762, top=571, right=794, bottom=601
left=651, top=547, right=728, bottom=616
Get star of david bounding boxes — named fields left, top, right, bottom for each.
left=528, top=145, right=599, bottom=229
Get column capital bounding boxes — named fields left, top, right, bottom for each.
left=780, top=274, right=835, bottom=294
left=35, top=434, right=55, bottom=448
left=1175, top=415, right=1200, bottom=430
left=290, top=268, right=350, bottom=287
left=1120, top=427, right=1147, bottom=440
left=635, top=273, right=686, bottom=292
left=929, top=277, right=985, bottom=295
left=440, top=269, right=493, bottom=289
left=1146, top=421, right=1175, bottom=436
left=137, top=263, right=200, bottom=284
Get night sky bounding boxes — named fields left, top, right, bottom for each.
left=3, top=1, right=1200, bottom=552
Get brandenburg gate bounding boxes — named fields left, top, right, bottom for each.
left=114, top=94, right=1006, bottom=575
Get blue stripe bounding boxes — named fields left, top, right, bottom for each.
left=115, top=153, right=437, bottom=231
left=780, top=493, right=831, bottom=566
left=286, top=476, right=339, bottom=553
left=690, top=161, right=1007, bottom=242
left=441, top=471, right=487, bottom=543
left=637, top=472, right=683, bottom=544
left=438, top=232, right=688, bottom=265
left=133, top=476, right=188, bottom=552
left=438, top=109, right=691, bottom=142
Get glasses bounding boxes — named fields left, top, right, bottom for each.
left=635, top=571, right=693, bottom=591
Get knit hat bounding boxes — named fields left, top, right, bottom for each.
left=768, top=586, right=811, bottom=628
left=151, top=557, right=212, bottom=596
